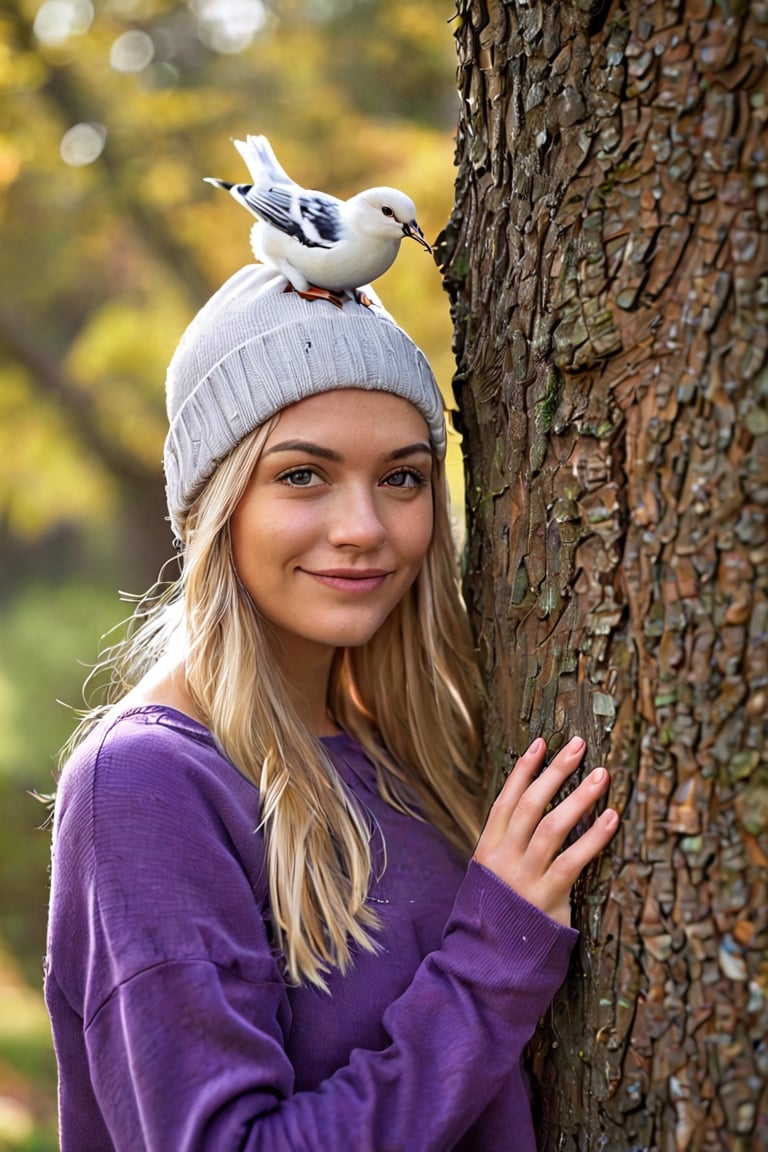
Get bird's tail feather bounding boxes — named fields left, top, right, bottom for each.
left=233, top=135, right=291, bottom=187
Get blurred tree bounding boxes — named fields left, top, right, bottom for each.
left=440, top=0, right=768, bottom=1146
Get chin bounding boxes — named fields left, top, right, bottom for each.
left=323, top=627, right=384, bottom=649
left=319, top=615, right=392, bottom=650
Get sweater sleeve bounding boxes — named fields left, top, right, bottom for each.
left=48, top=716, right=577, bottom=1152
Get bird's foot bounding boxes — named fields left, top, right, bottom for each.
left=284, top=283, right=348, bottom=309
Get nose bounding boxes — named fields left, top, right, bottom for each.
left=326, top=483, right=388, bottom=551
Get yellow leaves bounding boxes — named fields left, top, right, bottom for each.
left=65, top=295, right=183, bottom=466
left=141, top=154, right=192, bottom=208
left=0, top=287, right=192, bottom=540
left=0, top=27, right=48, bottom=94
left=111, top=84, right=239, bottom=136
left=0, top=137, right=22, bottom=188
left=382, top=1, right=448, bottom=49
left=0, top=365, right=116, bottom=538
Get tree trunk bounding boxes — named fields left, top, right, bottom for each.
left=439, top=0, right=768, bottom=1146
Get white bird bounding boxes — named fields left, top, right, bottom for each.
left=204, top=135, right=433, bottom=300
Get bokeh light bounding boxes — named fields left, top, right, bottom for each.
left=33, top=0, right=94, bottom=45
left=110, top=29, right=155, bottom=72
left=190, top=0, right=268, bottom=53
left=59, top=122, right=107, bottom=166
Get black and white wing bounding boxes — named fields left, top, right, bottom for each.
left=237, top=185, right=342, bottom=250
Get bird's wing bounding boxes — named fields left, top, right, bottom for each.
left=242, top=186, right=342, bottom=250
left=233, top=135, right=292, bottom=185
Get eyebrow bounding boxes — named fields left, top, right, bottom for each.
left=263, top=439, right=433, bottom=463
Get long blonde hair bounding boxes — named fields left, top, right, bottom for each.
left=68, top=421, right=485, bottom=988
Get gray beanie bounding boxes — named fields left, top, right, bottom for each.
left=164, top=264, right=446, bottom=537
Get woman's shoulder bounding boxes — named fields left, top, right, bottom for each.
left=61, top=703, right=214, bottom=784
left=49, top=706, right=277, bottom=1012
left=56, top=704, right=260, bottom=841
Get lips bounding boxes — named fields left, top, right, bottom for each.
left=302, top=568, right=392, bottom=593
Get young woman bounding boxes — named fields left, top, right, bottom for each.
left=45, top=264, right=619, bottom=1150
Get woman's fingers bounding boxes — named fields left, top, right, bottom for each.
left=485, top=738, right=547, bottom=821
left=501, top=737, right=588, bottom=845
left=553, top=806, right=619, bottom=887
left=528, top=765, right=610, bottom=855
left=483, top=736, right=586, bottom=848
left=530, top=802, right=619, bottom=925
left=528, top=766, right=614, bottom=870
left=474, top=735, right=620, bottom=926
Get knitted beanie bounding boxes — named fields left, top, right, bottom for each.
left=164, top=265, right=446, bottom=538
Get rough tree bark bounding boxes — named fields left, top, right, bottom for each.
left=439, top=0, right=768, bottom=1147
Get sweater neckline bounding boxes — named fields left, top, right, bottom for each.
left=113, top=703, right=359, bottom=751
left=113, top=702, right=382, bottom=810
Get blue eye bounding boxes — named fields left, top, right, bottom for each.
left=279, top=468, right=318, bottom=487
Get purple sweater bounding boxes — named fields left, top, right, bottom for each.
left=45, top=706, right=577, bottom=1150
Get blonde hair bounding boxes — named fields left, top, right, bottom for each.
left=68, top=422, right=485, bottom=988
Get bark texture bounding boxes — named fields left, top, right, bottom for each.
left=439, top=0, right=768, bottom=1146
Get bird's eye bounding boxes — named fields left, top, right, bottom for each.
left=381, top=205, right=395, bottom=218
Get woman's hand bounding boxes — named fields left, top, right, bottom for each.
left=473, top=736, right=619, bottom=927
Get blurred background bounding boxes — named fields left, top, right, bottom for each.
left=0, top=0, right=460, bottom=1144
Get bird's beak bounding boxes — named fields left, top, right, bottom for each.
left=402, top=221, right=433, bottom=254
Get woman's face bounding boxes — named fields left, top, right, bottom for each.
left=230, top=388, right=434, bottom=668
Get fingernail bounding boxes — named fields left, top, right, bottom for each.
left=569, top=736, right=585, bottom=752
left=528, top=737, right=544, bottom=754
left=591, top=767, right=607, bottom=784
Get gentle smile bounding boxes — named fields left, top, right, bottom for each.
left=302, top=568, right=392, bottom=592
